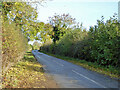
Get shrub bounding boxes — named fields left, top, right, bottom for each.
left=40, top=14, right=120, bottom=68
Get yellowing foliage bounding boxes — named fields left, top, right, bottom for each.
left=2, top=21, right=28, bottom=72
left=2, top=52, right=46, bottom=88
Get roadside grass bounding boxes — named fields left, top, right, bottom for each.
left=39, top=51, right=120, bottom=79
left=2, top=51, right=46, bottom=88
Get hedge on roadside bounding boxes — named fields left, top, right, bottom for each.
left=2, top=21, right=28, bottom=72
left=40, top=15, right=120, bottom=68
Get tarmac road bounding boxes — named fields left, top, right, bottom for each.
left=32, top=50, right=119, bottom=88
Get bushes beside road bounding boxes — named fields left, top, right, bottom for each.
left=40, top=15, right=120, bottom=76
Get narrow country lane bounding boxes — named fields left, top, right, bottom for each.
left=32, top=50, right=119, bottom=88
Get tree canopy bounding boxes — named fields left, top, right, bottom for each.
left=48, top=13, right=76, bottom=43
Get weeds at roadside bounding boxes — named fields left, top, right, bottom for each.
left=2, top=51, right=46, bottom=88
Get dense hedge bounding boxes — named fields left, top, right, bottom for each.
left=1, top=2, right=38, bottom=72
left=2, top=21, right=28, bottom=72
left=40, top=15, right=120, bottom=68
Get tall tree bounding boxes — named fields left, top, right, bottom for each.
left=2, top=2, right=39, bottom=41
left=48, top=13, right=76, bottom=43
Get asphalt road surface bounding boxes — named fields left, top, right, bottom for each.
left=32, top=50, right=119, bottom=88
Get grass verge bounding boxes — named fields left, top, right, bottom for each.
left=2, top=51, right=58, bottom=88
left=40, top=51, right=120, bottom=79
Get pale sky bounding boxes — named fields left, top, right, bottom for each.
left=28, top=0, right=119, bottom=44
left=37, top=0, right=118, bottom=29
